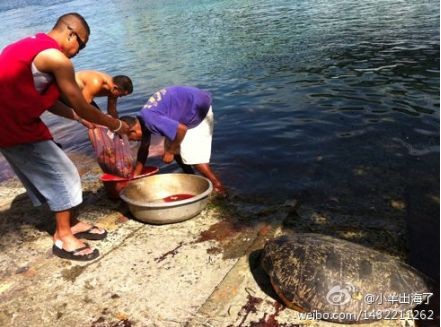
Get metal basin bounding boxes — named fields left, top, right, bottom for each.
left=119, top=173, right=213, bottom=224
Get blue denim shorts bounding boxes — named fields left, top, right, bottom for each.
left=1, top=140, right=82, bottom=211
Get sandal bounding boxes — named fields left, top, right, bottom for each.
left=74, top=226, right=108, bottom=241
left=52, top=240, right=99, bottom=261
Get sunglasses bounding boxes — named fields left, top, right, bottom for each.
left=64, top=23, right=86, bottom=50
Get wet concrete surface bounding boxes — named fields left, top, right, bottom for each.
left=0, top=165, right=437, bottom=327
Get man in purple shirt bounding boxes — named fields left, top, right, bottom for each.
left=120, top=86, right=227, bottom=196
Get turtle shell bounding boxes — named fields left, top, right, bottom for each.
left=261, top=233, right=432, bottom=323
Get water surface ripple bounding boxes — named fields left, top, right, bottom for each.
left=0, top=0, right=438, bottom=203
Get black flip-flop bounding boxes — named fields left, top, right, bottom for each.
left=74, top=226, right=108, bottom=241
left=52, top=243, right=99, bottom=261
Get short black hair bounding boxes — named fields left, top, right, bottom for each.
left=53, top=13, right=90, bottom=35
left=120, top=115, right=138, bottom=128
left=120, top=115, right=151, bottom=144
left=113, top=75, right=133, bottom=94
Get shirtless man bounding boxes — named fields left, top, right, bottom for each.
left=75, top=70, right=133, bottom=118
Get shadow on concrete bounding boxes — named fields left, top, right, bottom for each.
left=0, top=188, right=125, bottom=239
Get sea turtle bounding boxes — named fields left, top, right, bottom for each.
left=261, top=233, right=433, bottom=323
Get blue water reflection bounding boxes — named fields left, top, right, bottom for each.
left=0, top=0, right=438, bottom=200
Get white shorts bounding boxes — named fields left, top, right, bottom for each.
left=166, top=106, right=214, bottom=165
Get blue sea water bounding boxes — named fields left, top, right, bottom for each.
left=0, top=0, right=439, bottom=202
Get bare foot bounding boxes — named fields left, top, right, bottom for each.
left=53, top=234, right=95, bottom=256
left=213, top=183, right=229, bottom=198
left=71, top=221, right=106, bottom=236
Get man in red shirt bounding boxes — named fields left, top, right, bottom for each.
left=0, top=13, right=129, bottom=261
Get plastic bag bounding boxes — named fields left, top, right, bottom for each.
left=88, top=127, right=134, bottom=178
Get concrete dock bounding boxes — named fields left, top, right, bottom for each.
left=0, top=166, right=434, bottom=327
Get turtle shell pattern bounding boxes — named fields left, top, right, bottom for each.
left=261, top=233, right=432, bottom=323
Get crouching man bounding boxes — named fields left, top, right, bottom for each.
left=120, top=85, right=227, bottom=197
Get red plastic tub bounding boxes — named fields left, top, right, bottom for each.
left=100, top=166, right=159, bottom=200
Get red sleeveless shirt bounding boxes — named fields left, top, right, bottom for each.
left=0, top=33, right=61, bottom=147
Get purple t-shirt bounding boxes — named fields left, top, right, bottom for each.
left=137, top=86, right=212, bottom=141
